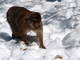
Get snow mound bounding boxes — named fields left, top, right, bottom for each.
left=62, top=27, right=80, bottom=49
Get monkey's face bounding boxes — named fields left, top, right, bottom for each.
left=31, top=18, right=42, bottom=29
left=26, top=12, right=42, bottom=29
left=31, top=12, right=42, bottom=29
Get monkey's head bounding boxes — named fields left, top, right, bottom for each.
left=25, top=12, right=42, bottom=29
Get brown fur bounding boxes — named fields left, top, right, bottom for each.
left=7, top=6, right=46, bottom=49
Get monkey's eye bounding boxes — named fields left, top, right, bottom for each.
left=31, top=19, right=37, bottom=22
left=33, top=18, right=41, bottom=22
left=33, top=19, right=37, bottom=22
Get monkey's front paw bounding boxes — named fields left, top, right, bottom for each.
left=42, top=46, right=46, bottom=49
left=40, top=46, right=46, bottom=49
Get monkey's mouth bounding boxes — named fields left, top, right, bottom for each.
left=30, top=23, right=41, bottom=29
left=34, top=23, right=41, bottom=28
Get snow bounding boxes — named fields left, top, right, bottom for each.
left=0, top=0, right=80, bottom=60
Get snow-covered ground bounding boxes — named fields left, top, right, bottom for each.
left=0, top=0, right=80, bottom=60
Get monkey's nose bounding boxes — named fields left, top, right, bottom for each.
left=35, top=23, right=40, bottom=28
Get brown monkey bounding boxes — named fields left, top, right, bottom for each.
left=7, top=6, right=46, bottom=49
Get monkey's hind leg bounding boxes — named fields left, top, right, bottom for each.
left=12, top=34, right=17, bottom=39
left=12, top=33, right=21, bottom=39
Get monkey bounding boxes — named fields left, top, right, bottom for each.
left=7, top=6, right=46, bottom=49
